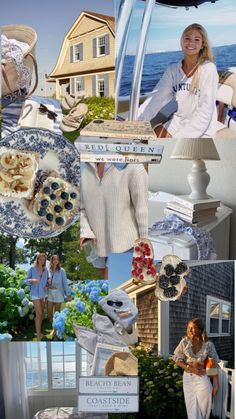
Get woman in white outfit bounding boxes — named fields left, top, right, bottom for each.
left=173, top=318, right=219, bottom=419
left=80, top=162, right=148, bottom=279
left=138, top=23, right=218, bottom=138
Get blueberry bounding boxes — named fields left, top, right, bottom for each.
left=61, top=192, right=69, bottom=200
left=55, top=217, right=64, bottom=225
left=70, top=192, right=77, bottom=199
left=51, top=182, right=59, bottom=190
left=54, top=205, right=62, bottom=213
left=163, top=286, right=178, bottom=299
left=50, top=194, right=56, bottom=201
left=41, top=199, right=49, bottom=208
left=159, top=275, right=169, bottom=289
left=38, top=208, right=46, bottom=217
left=164, top=264, right=175, bottom=277
left=46, top=213, right=53, bottom=222
left=175, top=262, right=188, bottom=275
left=43, top=186, right=50, bottom=194
left=65, top=201, right=73, bottom=210
left=170, top=275, right=180, bottom=286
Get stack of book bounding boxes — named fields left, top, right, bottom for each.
left=164, top=195, right=221, bottom=227
left=76, top=119, right=164, bottom=164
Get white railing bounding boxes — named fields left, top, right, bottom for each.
left=212, top=366, right=235, bottom=419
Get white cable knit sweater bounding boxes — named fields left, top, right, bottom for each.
left=80, top=163, right=148, bottom=257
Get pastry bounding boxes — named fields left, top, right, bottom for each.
left=30, top=176, right=79, bottom=228
left=131, top=239, right=157, bottom=285
left=155, top=255, right=189, bottom=301
left=0, top=148, right=38, bottom=199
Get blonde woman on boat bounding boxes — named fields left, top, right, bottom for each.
left=174, top=318, right=219, bottom=419
left=26, top=253, right=48, bottom=341
left=80, top=162, right=148, bottom=279
left=47, top=255, right=72, bottom=323
left=138, top=23, right=218, bottom=138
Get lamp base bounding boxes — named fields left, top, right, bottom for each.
left=187, top=160, right=211, bottom=200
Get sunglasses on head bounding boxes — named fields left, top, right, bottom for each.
left=39, top=104, right=57, bottom=121
left=107, top=300, right=123, bottom=307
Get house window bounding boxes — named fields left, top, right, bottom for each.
left=97, top=78, right=105, bottom=97
left=75, top=77, right=82, bottom=92
left=25, top=342, right=90, bottom=392
left=97, top=36, right=106, bottom=56
left=93, top=34, right=109, bottom=58
left=206, top=296, right=231, bottom=337
left=71, top=43, right=83, bottom=63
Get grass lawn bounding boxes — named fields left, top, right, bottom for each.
left=62, top=96, right=115, bottom=144
left=14, top=317, right=55, bottom=341
left=13, top=303, right=69, bottom=341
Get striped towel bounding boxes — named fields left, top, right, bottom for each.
left=1, top=95, right=63, bottom=138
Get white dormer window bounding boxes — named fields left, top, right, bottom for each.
left=93, top=34, right=110, bottom=58
left=70, top=43, right=83, bottom=63
left=97, top=36, right=106, bottom=56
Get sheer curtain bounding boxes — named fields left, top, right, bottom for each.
left=0, top=342, right=30, bottom=419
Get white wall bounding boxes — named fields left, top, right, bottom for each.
left=149, top=138, right=236, bottom=259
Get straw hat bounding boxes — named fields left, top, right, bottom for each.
left=105, top=352, right=138, bottom=376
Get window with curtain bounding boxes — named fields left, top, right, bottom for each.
left=24, top=342, right=90, bottom=392
left=206, top=296, right=231, bottom=336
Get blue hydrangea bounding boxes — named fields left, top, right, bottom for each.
left=0, top=333, right=12, bottom=341
left=18, top=307, right=25, bottom=317
left=21, top=297, right=29, bottom=307
left=75, top=298, right=86, bottom=313
left=0, top=321, right=7, bottom=327
left=89, top=291, right=101, bottom=303
left=17, top=289, right=25, bottom=300
left=0, top=288, right=6, bottom=295
left=101, top=282, right=108, bottom=292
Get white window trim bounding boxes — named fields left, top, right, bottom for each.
left=206, top=295, right=231, bottom=337
left=96, top=34, right=107, bottom=57
left=26, top=342, right=81, bottom=395
left=73, top=44, right=82, bottom=62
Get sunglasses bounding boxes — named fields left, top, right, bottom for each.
left=107, top=300, right=123, bottom=307
left=39, top=104, right=57, bottom=120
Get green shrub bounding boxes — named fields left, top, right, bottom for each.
left=132, top=347, right=187, bottom=419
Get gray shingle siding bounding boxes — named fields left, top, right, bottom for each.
left=169, top=262, right=234, bottom=362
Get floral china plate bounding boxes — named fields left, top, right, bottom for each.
left=0, top=128, right=80, bottom=238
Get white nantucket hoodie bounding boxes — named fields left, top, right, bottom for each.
left=138, top=60, right=219, bottom=138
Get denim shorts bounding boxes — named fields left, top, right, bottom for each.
left=47, top=288, right=64, bottom=303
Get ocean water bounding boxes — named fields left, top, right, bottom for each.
left=120, top=44, right=236, bottom=96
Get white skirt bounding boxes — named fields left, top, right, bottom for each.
left=183, top=371, right=212, bottom=419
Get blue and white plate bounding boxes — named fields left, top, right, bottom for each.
left=0, top=128, right=80, bottom=238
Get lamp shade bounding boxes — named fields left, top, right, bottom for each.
left=170, top=138, right=220, bottom=160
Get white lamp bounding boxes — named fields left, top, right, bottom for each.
left=170, top=138, right=220, bottom=200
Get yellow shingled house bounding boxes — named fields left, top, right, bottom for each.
left=49, top=11, right=115, bottom=99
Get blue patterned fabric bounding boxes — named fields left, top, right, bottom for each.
left=149, top=214, right=217, bottom=260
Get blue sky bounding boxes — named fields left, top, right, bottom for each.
left=123, top=0, right=236, bottom=54
left=1, top=0, right=114, bottom=93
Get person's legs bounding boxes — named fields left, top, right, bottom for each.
left=99, top=267, right=108, bottom=280
left=195, top=375, right=212, bottom=419
left=47, top=300, right=54, bottom=323
left=183, top=373, right=212, bottom=419
left=54, top=303, right=62, bottom=313
left=33, top=299, right=44, bottom=341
